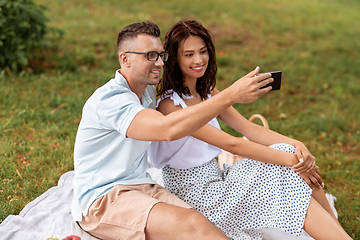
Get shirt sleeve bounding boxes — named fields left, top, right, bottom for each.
left=96, top=86, right=145, bottom=138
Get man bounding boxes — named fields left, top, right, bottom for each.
left=71, top=21, right=272, bottom=240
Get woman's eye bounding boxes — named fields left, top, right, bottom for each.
left=200, top=50, right=207, bottom=54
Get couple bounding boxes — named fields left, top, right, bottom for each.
left=71, top=20, right=351, bottom=240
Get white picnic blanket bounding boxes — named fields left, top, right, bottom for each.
left=1, top=169, right=337, bottom=240
left=0, top=171, right=96, bottom=240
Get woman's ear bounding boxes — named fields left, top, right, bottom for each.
left=118, top=52, right=130, bottom=67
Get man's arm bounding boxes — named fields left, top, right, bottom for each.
left=126, top=67, right=272, bottom=141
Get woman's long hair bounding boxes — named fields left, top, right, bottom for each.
left=157, top=20, right=217, bottom=100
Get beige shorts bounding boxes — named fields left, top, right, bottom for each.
left=78, top=184, right=191, bottom=240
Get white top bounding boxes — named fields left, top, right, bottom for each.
left=148, top=90, right=222, bottom=169
left=71, top=70, right=156, bottom=222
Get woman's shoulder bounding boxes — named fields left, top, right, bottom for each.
left=210, top=87, right=220, bottom=97
left=157, top=96, right=183, bottom=115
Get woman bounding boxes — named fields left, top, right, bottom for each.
left=148, top=20, right=352, bottom=240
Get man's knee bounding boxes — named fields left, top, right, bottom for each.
left=180, top=209, right=216, bottom=235
left=147, top=204, right=226, bottom=240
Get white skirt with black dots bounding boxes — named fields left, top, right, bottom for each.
left=162, top=143, right=313, bottom=240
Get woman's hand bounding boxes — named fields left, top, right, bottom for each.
left=298, top=166, right=324, bottom=189
left=292, top=141, right=316, bottom=173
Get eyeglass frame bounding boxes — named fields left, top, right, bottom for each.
left=125, top=51, right=169, bottom=62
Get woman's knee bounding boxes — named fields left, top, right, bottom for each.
left=269, top=143, right=295, bottom=154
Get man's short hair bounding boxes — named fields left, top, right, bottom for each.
left=117, top=21, right=161, bottom=53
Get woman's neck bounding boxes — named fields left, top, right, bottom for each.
left=183, top=77, right=203, bottom=106
left=184, top=77, right=199, bottom=97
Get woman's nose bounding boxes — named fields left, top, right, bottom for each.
left=194, top=54, right=203, bottom=64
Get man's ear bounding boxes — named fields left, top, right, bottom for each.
left=119, top=52, right=130, bottom=67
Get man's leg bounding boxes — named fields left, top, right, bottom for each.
left=145, top=202, right=228, bottom=240
left=79, top=184, right=228, bottom=240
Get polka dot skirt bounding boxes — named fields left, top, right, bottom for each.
left=162, top=143, right=312, bottom=240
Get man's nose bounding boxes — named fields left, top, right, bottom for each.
left=155, top=57, right=164, bottom=67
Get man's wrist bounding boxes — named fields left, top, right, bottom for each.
left=217, top=86, right=236, bottom=106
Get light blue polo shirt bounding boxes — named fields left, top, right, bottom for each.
left=71, top=70, right=156, bottom=222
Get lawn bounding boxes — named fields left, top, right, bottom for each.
left=0, top=0, right=359, bottom=238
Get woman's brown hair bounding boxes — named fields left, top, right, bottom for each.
left=157, top=20, right=217, bottom=100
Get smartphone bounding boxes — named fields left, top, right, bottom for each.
left=259, top=71, right=282, bottom=91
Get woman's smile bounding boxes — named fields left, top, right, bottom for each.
left=191, top=65, right=206, bottom=71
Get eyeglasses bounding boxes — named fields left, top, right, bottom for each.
left=125, top=51, right=169, bottom=62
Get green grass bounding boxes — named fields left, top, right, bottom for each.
left=1, top=0, right=360, bottom=238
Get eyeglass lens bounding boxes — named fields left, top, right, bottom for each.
left=147, top=52, right=168, bottom=62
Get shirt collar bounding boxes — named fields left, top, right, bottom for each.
left=114, top=69, right=153, bottom=108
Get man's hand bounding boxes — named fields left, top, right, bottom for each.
left=229, top=66, right=273, bottom=104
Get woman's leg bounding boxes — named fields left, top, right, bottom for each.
left=304, top=197, right=352, bottom=240
left=311, top=187, right=337, bottom=219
